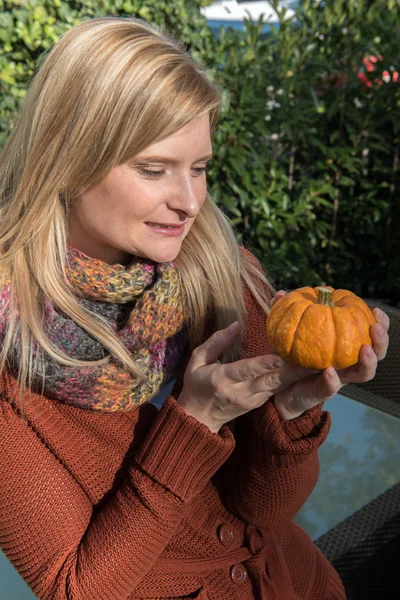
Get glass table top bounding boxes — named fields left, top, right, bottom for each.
left=0, top=552, right=35, bottom=599
left=294, top=392, right=400, bottom=540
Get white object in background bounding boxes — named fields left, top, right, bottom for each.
left=201, top=1, right=296, bottom=22
left=221, top=1, right=238, bottom=15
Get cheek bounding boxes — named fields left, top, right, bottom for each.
left=200, top=183, right=208, bottom=208
left=196, top=179, right=208, bottom=205
left=79, top=195, right=115, bottom=230
left=85, top=180, right=148, bottom=222
left=74, top=190, right=125, bottom=237
left=109, top=176, right=164, bottom=219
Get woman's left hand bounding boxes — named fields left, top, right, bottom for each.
left=270, top=290, right=390, bottom=421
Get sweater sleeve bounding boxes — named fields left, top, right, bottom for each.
left=220, top=247, right=331, bottom=528
left=0, top=391, right=234, bottom=600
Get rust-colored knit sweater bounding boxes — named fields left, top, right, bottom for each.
left=0, top=252, right=346, bottom=600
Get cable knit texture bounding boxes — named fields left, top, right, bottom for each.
left=0, top=246, right=346, bottom=599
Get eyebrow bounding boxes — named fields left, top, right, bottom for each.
left=134, top=154, right=213, bottom=164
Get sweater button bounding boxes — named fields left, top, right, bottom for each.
left=218, top=524, right=235, bottom=547
left=230, top=563, right=249, bottom=584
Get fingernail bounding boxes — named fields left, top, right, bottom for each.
left=376, top=324, right=385, bottom=337
left=227, top=321, right=240, bottom=334
left=366, top=346, right=374, bottom=357
left=273, top=359, right=287, bottom=368
left=375, top=307, right=383, bottom=319
left=327, top=368, right=336, bottom=378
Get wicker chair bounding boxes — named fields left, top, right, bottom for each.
left=321, top=300, right=400, bottom=599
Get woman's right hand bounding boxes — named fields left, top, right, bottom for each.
left=176, top=322, right=316, bottom=433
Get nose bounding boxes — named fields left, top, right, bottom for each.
left=168, top=173, right=204, bottom=219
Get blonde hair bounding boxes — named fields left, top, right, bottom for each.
left=0, top=16, right=275, bottom=402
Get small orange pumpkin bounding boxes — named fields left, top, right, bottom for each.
left=266, top=286, right=376, bottom=370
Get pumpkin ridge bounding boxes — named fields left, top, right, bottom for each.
left=335, top=296, right=358, bottom=308
left=349, top=300, right=375, bottom=324
left=331, top=289, right=357, bottom=304
left=332, top=306, right=342, bottom=368
left=347, top=304, right=362, bottom=331
left=267, top=293, right=303, bottom=343
left=332, top=304, right=362, bottom=368
left=277, top=298, right=311, bottom=360
left=335, top=295, right=374, bottom=322
left=272, top=299, right=299, bottom=354
left=345, top=304, right=373, bottom=350
left=327, top=304, right=336, bottom=367
left=297, top=287, right=318, bottom=302
left=290, top=302, right=315, bottom=364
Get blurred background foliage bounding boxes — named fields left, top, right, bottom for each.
left=0, top=0, right=399, bottom=305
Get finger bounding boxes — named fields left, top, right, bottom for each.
left=373, top=307, right=390, bottom=332
left=270, top=290, right=286, bottom=309
left=370, top=321, right=389, bottom=361
left=190, top=322, right=241, bottom=369
left=273, top=368, right=341, bottom=419
left=223, top=353, right=288, bottom=383
left=249, top=363, right=318, bottom=396
left=336, top=344, right=378, bottom=385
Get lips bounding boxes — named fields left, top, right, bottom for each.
left=145, top=222, right=186, bottom=236
left=146, top=222, right=184, bottom=228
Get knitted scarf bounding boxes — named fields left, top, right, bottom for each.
left=0, top=247, right=189, bottom=412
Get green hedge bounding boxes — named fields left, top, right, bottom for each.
left=0, top=0, right=213, bottom=133
left=1, top=0, right=399, bottom=305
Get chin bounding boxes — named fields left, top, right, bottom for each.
left=141, top=246, right=181, bottom=264
left=153, top=252, right=180, bottom=263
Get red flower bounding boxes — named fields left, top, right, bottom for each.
left=358, top=55, right=398, bottom=88
left=357, top=71, right=372, bottom=87
left=362, top=55, right=383, bottom=73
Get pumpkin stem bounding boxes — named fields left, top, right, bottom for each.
left=316, top=287, right=334, bottom=307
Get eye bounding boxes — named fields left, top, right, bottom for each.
left=136, top=167, right=165, bottom=179
left=192, top=165, right=209, bottom=176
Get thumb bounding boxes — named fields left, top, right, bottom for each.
left=190, top=322, right=241, bottom=368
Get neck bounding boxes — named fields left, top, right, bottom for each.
left=67, top=243, right=133, bottom=266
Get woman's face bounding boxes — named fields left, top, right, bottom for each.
left=68, top=114, right=212, bottom=264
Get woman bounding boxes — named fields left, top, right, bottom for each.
left=0, top=17, right=389, bottom=600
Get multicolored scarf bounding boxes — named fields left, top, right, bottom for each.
left=0, top=247, right=189, bottom=412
